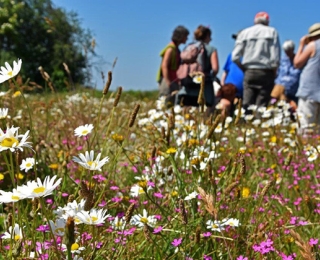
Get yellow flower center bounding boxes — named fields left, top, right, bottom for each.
left=11, top=195, right=20, bottom=200
left=14, top=235, right=21, bottom=241
left=212, top=224, right=218, bottom=229
left=138, top=188, right=144, bottom=194
left=55, top=228, right=64, bottom=233
left=91, top=216, right=98, bottom=222
left=33, top=186, right=45, bottom=194
left=81, top=130, right=88, bottom=135
left=191, top=158, right=200, bottom=165
left=8, top=71, right=13, bottom=77
left=229, top=222, right=234, bottom=226
left=71, top=243, right=79, bottom=251
left=26, top=163, right=32, bottom=167
left=74, top=217, right=81, bottom=224
left=140, top=217, right=148, bottom=224
left=0, top=173, right=4, bottom=180
left=116, top=221, right=123, bottom=227
left=87, top=161, right=97, bottom=167
left=138, top=180, right=147, bottom=188
left=1, top=137, right=19, bottom=148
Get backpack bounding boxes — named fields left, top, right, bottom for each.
left=176, top=42, right=207, bottom=80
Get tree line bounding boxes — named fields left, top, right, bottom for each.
left=0, top=0, right=95, bottom=90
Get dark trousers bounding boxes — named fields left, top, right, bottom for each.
left=243, top=69, right=275, bottom=110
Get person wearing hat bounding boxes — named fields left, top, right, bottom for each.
left=294, top=23, right=320, bottom=128
left=218, top=31, right=244, bottom=116
left=232, top=12, right=280, bottom=111
left=271, top=40, right=301, bottom=111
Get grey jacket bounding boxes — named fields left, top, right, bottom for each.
left=232, top=24, right=280, bottom=69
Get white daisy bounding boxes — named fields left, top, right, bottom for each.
left=49, top=218, right=66, bottom=236
left=0, top=126, right=32, bottom=152
left=2, top=223, right=23, bottom=240
left=234, top=108, right=245, bottom=118
left=247, top=105, right=257, bottom=111
left=206, top=220, right=225, bottom=232
left=0, top=188, right=26, bottom=203
left=130, top=209, right=157, bottom=228
left=61, top=242, right=85, bottom=254
left=110, top=216, right=126, bottom=230
left=0, top=108, right=8, bottom=119
left=308, top=153, right=318, bottom=162
left=244, top=114, right=254, bottom=121
left=18, top=175, right=62, bottom=198
left=76, top=208, right=110, bottom=225
left=130, top=184, right=146, bottom=197
left=74, top=124, right=94, bottom=137
left=0, top=59, right=22, bottom=84
left=20, top=157, right=35, bottom=172
left=222, top=218, right=240, bottom=227
left=72, top=150, right=109, bottom=171
left=54, top=199, right=86, bottom=219
left=184, top=191, right=198, bottom=201
left=192, top=75, right=202, bottom=84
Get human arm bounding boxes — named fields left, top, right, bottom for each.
left=161, top=47, right=173, bottom=86
left=220, top=71, right=227, bottom=86
left=210, top=50, right=219, bottom=76
left=294, top=36, right=314, bottom=69
left=272, top=32, right=281, bottom=69
left=232, top=34, right=245, bottom=71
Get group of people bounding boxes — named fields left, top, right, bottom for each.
left=157, top=11, right=320, bottom=129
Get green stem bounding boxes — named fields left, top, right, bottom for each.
left=39, top=198, right=61, bottom=259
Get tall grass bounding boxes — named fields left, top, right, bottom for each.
left=0, top=79, right=318, bottom=260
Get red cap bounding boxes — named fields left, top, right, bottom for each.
left=255, top=12, right=269, bottom=21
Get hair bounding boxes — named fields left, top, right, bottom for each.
left=282, top=40, right=295, bottom=51
left=171, top=26, right=189, bottom=43
left=194, top=25, right=211, bottom=41
left=254, top=17, right=269, bottom=26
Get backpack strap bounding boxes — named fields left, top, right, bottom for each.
left=156, top=44, right=177, bottom=83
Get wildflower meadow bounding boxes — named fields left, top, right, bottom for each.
left=0, top=59, right=319, bottom=260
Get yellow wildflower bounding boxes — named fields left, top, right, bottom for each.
left=15, top=173, right=24, bottom=180
left=49, top=164, right=59, bottom=170
left=270, top=136, right=277, bottom=143
left=112, top=133, right=124, bottom=142
left=171, top=190, right=178, bottom=197
left=242, top=187, right=250, bottom=198
left=12, top=91, right=21, bottom=98
left=166, top=147, right=177, bottom=154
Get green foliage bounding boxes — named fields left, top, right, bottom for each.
left=0, top=0, right=94, bottom=88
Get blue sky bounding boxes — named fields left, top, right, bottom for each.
left=53, top=0, right=320, bottom=91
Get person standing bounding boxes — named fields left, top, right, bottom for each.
left=271, top=40, right=301, bottom=110
left=232, top=12, right=280, bottom=111
left=219, top=31, right=244, bottom=115
left=156, top=26, right=189, bottom=105
left=178, top=25, right=219, bottom=108
left=294, top=23, right=320, bottom=128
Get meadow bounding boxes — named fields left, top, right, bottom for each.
left=0, top=60, right=319, bottom=260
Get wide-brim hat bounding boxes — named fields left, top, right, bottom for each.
left=308, top=23, right=320, bottom=37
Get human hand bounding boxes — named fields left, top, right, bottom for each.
left=300, top=36, right=310, bottom=46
